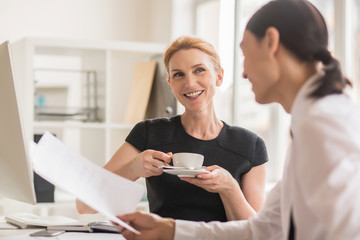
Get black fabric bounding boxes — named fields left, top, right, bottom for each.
left=34, top=134, right=55, bottom=203
left=289, top=213, right=295, bottom=240
left=289, top=131, right=295, bottom=240
left=288, top=131, right=295, bottom=239
left=125, top=115, right=268, bottom=222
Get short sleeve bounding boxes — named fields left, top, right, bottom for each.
left=252, top=136, right=268, bottom=167
left=125, top=120, right=147, bottom=151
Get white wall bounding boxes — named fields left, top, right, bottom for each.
left=171, top=0, right=196, bottom=39
left=0, top=0, right=172, bottom=44
left=148, top=0, right=173, bottom=43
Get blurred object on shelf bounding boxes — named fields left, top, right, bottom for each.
left=145, top=54, right=177, bottom=120
left=34, top=69, right=100, bottom=122
left=124, top=60, right=157, bottom=124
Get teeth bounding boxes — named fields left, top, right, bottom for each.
left=185, top=90, right=203, bottom=98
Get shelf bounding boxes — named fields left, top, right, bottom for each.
left=25, top=37, right=166, bottom=54
left=35, top=107, right=99, bottom=122
left=108, top=123, right=134, bottom=130
left=34, top=121, right=107, bottom=129
left=33, top=121, right=134, bottom=132
left=12, top=37, right=166, bottom=166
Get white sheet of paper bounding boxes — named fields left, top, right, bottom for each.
left=30, top=131, right=144, bottom=234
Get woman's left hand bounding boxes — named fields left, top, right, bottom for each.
left=180, top=165, right=238, bottom=194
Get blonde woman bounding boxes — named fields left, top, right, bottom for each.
left=76, top=36, right=268, bottom=222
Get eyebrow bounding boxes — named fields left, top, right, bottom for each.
left=191, top=63, right=205, bottom=69
left=170, top=63, right=205, bottom=73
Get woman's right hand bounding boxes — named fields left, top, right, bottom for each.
left=180, top=165, right=238, bottom=195
left=130, top=150, right=172, bottom=178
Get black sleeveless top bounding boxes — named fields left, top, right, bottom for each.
left=125, top=115, right=268, bottom=222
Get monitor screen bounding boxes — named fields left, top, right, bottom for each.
left=0, top=41, right=36, bottom=204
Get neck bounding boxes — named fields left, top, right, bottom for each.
left=181, top=108, right=223, bottom=140
left=276, top=59, right=318, bottom=113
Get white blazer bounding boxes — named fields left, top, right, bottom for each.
left=174, top=73, right=360, bottom=240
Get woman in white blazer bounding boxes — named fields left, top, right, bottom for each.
left=116, top=0, right=360, bottom=239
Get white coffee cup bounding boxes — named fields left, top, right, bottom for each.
left=172, top=152, right=204, bottom=169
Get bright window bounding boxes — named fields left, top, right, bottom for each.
left=195, top=0, right=235, bottom=124
left=193, top=0, right=359, bottom=183
left=351, top=0, right=360, bottom=103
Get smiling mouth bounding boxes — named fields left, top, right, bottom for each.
left=184, top=90, right=204, bottom=98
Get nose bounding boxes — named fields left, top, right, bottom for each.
left=242, top=72, right=248, bottom=79
left=184, top=74, right=196, bottom=86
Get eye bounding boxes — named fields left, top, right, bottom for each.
left=194, top=67, right=205, bottom=73
left=173, top=72, right=184, bottom=78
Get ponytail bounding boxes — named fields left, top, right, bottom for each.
left=310, top=50, right=351, bottom=98
left=246, top=0, right=352, bottom=99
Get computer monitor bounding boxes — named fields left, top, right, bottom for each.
left=0, top=41, right=37, bottom=204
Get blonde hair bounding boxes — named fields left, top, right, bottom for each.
left=164, top=36, right=222, bottom=77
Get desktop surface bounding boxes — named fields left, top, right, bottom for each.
left=0, top=216, right=124, bottom=240
left=0, top=230, right=125, bottom=240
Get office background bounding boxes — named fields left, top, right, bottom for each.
left=0, top=0, right=359, bottom=193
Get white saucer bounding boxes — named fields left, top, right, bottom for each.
left=163, top=168, right=209, bottom=177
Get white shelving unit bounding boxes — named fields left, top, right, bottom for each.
left=11, top=38, right=166, bottom=166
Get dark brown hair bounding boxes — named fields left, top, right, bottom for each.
left=246, top=0, right=351, bottom=98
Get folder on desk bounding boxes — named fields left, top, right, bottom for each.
left=6, top=213, right=120, bottom=233
left=47, top=221, right=119, bottom=233
left=5, top=213, right=78, bottom=229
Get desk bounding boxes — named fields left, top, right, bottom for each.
left=0, top=193, right=148, bottom=239
left=0, top=217, right=125, bottom=240
left=0, top=194, right=149, bottom=221
left=0, top=229, right=125, bottom=239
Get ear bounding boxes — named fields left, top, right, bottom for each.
left=216, top=68, right=224, bottom=87
left=264, top=27, right=280, bottom=58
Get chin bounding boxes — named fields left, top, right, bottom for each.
left=185, top=104, right=208, bottom=113
left=254, top=95, right=271, bottom=105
